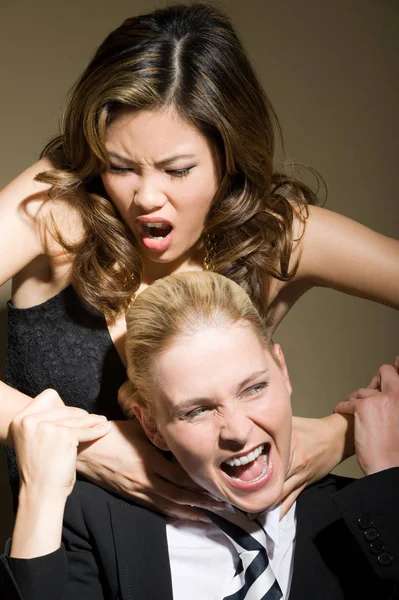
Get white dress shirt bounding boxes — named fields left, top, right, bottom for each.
left=166, top=502, right=297, bottom=600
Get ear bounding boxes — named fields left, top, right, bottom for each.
left=132, top=405, right=170, bottom=451
left=272, top=343, right=292, bottom=396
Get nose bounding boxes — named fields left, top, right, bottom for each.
left=219, top=404, right=253, bottom=449
left=133, top=176, right=166, bottom=212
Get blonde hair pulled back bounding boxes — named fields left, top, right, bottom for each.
left=119, top=271, right=271, bottom=418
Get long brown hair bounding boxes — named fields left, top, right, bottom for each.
left=37, top=3, right=319, bottom=319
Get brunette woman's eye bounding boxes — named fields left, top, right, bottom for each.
left=109, top=165, right=134, bottom=174
left=166, top=167, right=193, bottom=178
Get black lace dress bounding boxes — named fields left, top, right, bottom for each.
left=5, top=285, right=126, bottom=503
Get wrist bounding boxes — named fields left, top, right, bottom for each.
left=19, top=482, right=70, bottom=507
left=77, top=420, right=123, bottom=476
left=12, top=486, right=66, bottom=559
left=326, top=412, right=355, bottom=463
left=76, top=421, right=115, bottom=475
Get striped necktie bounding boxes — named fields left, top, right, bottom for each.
left=204, top=510, right=283, bottom=600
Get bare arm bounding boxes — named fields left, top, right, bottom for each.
left=273, top=205, right=398, bottom=513
left=0, top=160, right=55, bottom=444
left=0, top=382, right=31, bottom=445
left=296, top=205, right=399, bottom=308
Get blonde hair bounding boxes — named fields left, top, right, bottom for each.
left=119, top=271, right=272, bottom=418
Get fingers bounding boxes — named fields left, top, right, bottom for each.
left=335, top=388, right=380, bottom=415
left=336, top=362, right=399, bottom=415
left=154, top=456, right=203, bottom=492
left=334, top=398, right=360, bottom=416
left=12, top=408, right=111, bottom=446
left=367, top=363, right=399, bottom=393
left=21, top=406, right=91, bottom=424
left=24, top=389, right=66, bottom=413
left=148, top=475, right=223, bottom=511
left=279, top=482, right=306, bottom=519
left=69, top=421, right=112, bottom=444
left=120, top=491, right=212, bottom=523
left=378, top=364, right=399, bottom=394
left=55, top=415, right=108, bottom=429
left=34, top=418, right=112, bottom=448
left=366, top=370, right=381, bottom=391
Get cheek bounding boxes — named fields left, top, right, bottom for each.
left=101, top=175, right=131, bottom=213
left=164, top=426, right=213, bottom=473
left=177, top=185, right=212, bottom=215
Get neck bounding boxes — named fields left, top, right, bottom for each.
left=141, top=247, right=205, bottom=284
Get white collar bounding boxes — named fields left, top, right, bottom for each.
left=255, top=502, right=296, bottom=548
left=217, top=501, right=297, bottom=549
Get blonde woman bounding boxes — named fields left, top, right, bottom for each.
left=2, top=272, right=398, bottom=599
left=1, top=4, right=398, bottom=520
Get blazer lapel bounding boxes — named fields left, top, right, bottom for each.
left=108, top=498, right=174, bottom=600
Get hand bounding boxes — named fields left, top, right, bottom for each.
left=280, top=412, right=354, bottom=517
left=77, top=418, right=223, bottom=521
left=334, top=358, right=399, bottom=475
left=11, top=389, right=112, bottom=499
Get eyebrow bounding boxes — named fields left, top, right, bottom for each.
left=234, top=370, right=269, bottom=395
left=107, top=152, right=197, bottom=168
left=170, top=369, right=270, bottom=417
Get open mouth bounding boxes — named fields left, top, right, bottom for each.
left=141, top=222, right=173, bottom=239
left=221, top=444, right=270, bottom=483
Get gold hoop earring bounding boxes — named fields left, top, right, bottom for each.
left=127, top=274, right=137, bottom=308
left=203, top=233, right=217, bottom=271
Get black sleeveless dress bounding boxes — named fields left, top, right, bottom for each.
left=5, top=285, right=127, bottom=502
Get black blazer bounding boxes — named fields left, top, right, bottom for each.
left=1, top=469, right=399, bottom=600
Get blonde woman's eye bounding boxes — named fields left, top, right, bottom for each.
left=245, top=382, right=268, bottom=396
left=185, top=406, right=209, bottom=420
left=167, top=167, right=192, bottom=178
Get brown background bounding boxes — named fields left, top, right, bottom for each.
left=0, top=0, right=398, bottom=548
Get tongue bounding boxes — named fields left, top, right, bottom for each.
left=228, top=454, right=265, bottom=482
left=148, top=225, right=171, bottom=238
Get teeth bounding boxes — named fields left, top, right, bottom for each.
left=224, top=444, right=264, bottom=467
left=143, top=222, right=169, bottom=228
left=229, top=454, right=269, bottom=482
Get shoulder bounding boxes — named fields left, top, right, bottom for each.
left=298, top=469, right=399, bottom=520
left=298, top=473, right=355, bottom=505
left=66, top=479, right=159, bottom=525
left=62, top=480, right=124, bottom=546
left=67, top=478, right=119, bottom=513
left=1, top=157, right=84, bottom=248
left=293, top=203, right=397, bottom=281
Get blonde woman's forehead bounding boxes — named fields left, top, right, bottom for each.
left=153, top=323, right=277, bottom=400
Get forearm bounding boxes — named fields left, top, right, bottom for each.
left=10, top=486, right=66, bottom=559
left=0, top=381, right=32, bottom=445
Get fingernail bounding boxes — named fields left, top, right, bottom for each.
left=99, top=415, right=108, bottom=420
left=199, top=516, right=211, bottom=523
